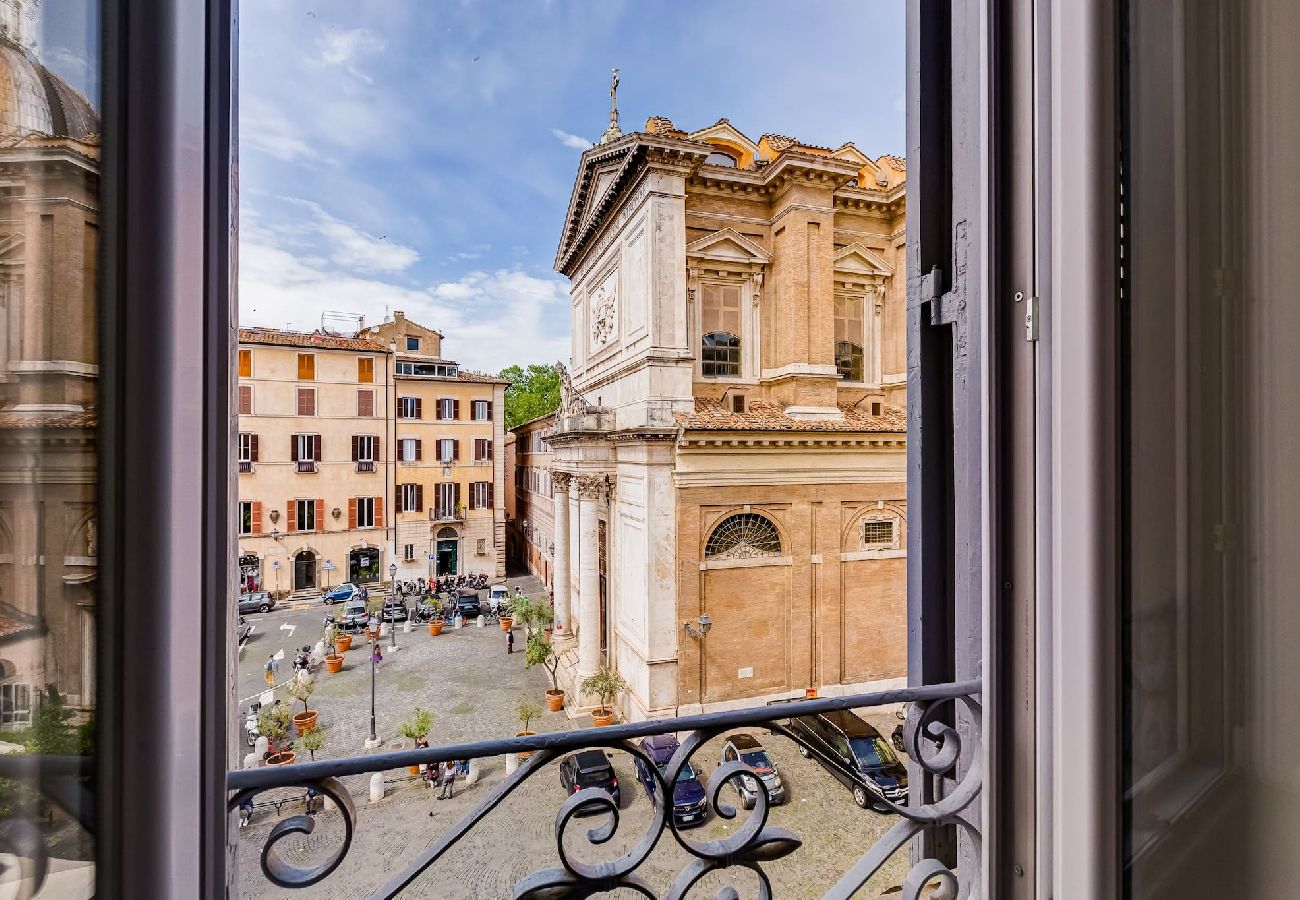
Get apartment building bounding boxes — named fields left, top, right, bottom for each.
left=512, top=414, right=557, bottom=593
left=359, top=312, right=509, bottom=579
left=236, top=329, right=394, bottom=595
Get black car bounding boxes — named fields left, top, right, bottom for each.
left=380, top=598, right=408, bottom=622
left=558, top=750, right=621, bottom=813
left=238, top=590, right=274, bottom=614
left=787, top=710, right=908, bottom=811
left=453, top=591, right=482, bottom=620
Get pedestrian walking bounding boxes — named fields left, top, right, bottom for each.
left=438, top=760, right=456, bottom=799
left=263, top=654, right=279, bottom=689
left=239, top=797, right=254, bottom=827
left=506, top=629, right=514, bottom=654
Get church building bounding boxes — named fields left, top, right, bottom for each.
left=548, top=86, right=908, bottom=719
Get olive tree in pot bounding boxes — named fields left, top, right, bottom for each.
left=516, top=697, right=543, bottom=759
left=397, top=707, right=434, bottom=776
left=324, top=624, right=345, bottom=673
left=286, top=677, right=318, bottom=735
left=295, top=728, right=324, bottom=762
left=258, top=701, right=295, bottom=765
left=525, top=633, right=565, bottom=711
left=580, top=667, right=627, bottom=727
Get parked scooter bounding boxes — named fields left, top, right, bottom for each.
left=245, top=701, right=262, bottom=747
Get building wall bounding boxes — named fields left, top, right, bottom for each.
left=513, top=415, right=555, bottom=585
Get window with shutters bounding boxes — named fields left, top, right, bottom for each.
left=435, top=482, right=457, bottom=519
left=357, top=389, right=374, bottom=417
left=237, top=432, right=256, bottom=473
left=238, top=348, right=251, bottom=378
left=471, top=399, right=490, bottom=420
left=469, top=481, right=492, bottom=510
left=293, top=433, right=320, bottom=472
left=403, top=543, right=416, bottom=562
left=473, top=438, right=491, bottom=462
left=399, top=483, right=420, bottom=513
left=238, top=500, right=253, bottom=536
left=399, top=438, right=420, bottom=463
left=357, top=356, right=374, bottom=384
left=297, top=387, right=316, bottom=416
left=354, top=434, right=376, bottom=472
left=700, top=282, right=742, bottom=378
left=238, top=384, right=253, bottom=415
left=398, top=396, right=419, bottom=419
left=437, top=438, right=456, bottom=463
left=297, top=353, right=315, bottom=380
left=295, top=499, right=316, bottom=532
left=437, top=398, right=455, bottom=420
left=356, top=496, right=375, bottom=528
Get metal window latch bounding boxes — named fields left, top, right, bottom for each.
left=1015, top=291, right=1039, bottom=342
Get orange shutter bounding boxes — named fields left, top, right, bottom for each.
left=298, top=353, right=315, bottom=380
left=358, top=357, right=373, bottom=383
left=238, top=349, right=251, bottom=377
left=374, top=496, right=384, bottom=527
left=348, top=498, right=357, bottom=529
left=251, top=501, right=263, bottom=534
left=287, top=501, right=297, bottom=532
left=315, top=499, right=324, bottom=531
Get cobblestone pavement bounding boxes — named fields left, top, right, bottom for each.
left=236, top=575, right=911, bottom=898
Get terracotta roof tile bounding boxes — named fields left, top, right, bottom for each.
left=676, top=397, right=906, bottom=434
left=0, top=612, right=42, bottom=640
left=238, top=328, right=387, bottom=352
left=456, top=371, right=510, bottom=385
left=0, top=410, right=95, bottom=429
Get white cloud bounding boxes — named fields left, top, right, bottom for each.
left=550, top=128, right=592, bottom=151
left=316, top=27, right=385, bottom=66
left=285, top=198, right=420, bottom=273
left=241, top=97, right=325, bottom=163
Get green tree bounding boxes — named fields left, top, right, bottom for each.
left=499, top=363, right=560, bottom=429
left=26, top=686, right=78, bottom=755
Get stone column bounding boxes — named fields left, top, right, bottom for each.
left=551, top=471, right=572, bottom=634
left=568, top=490, right=580, bottom=621
left=575, top=475, right=606, bottom=679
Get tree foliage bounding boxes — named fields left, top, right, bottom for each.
left=499, top=363, right=560, bottom=430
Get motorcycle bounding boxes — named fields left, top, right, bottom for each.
left=245, top=701, right=262, bottom=747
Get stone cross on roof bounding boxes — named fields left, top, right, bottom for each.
left=600, top=67, right=622, bottom=145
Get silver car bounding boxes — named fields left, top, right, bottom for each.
left=720, top=733, right=787, bottom=809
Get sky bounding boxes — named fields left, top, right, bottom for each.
left=238, top=0, right=906, bottom=373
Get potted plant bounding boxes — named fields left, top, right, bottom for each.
left=525, top=633, right=565, bottom=712
left=366, top=596, right=383, bottom=640
left=258, top=701, right=295, bottom=765
left=499, top=598, right=514, bottom=633
left=295, top=728, right=324, bottom=762
left=286, top=677, right=318, bottom=735
left=426, top=598, right=445, bottom=636
left=332, top=615, right=354, bottom=652
left=324, top=624, right=345, bottom=673
left=397, top=708, right=434, bottom=777
left=516, top=697, right=543, bottom=759
left=580, top=667, right=627, bottom=727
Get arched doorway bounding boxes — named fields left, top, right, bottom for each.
left=435, top=526, right=459, bottom=576
left=348, top=546, right=380, bottom=584
left=293, top=549, right=317, bottom=591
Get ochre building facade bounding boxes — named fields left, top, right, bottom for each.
left=549, top=113, right=907, bottom=719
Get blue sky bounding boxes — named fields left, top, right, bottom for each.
left=239, top=0, right=905, bottom=372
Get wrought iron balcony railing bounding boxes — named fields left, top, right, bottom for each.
left=227, top=679, right=981, bottom=898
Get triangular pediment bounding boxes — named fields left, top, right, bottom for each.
left=833, top=242, right=894, bottom=278
left=686, top=227, right=770, bottom=265
left=686, top=119, right=759, bottom=166
left=0, top=232, right=24, bottom=260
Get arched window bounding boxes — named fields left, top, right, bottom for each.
left=705, top=512, right=783, bottom=560
left=704, top=150, right=738, bottom=168
left=701, top=283, right=742, bottom=377
left=835, top=341, right=864, bottom=382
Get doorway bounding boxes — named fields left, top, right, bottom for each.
left=348, top=548, right=380, bottom=584
left=293, top=550, right=316, bottom=591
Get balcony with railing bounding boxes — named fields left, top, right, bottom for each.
left=227, top=680, right=980, bottom=897
left=356, top=460, right=376, bottom=473
left=239, top=460, right=253, bottom=473
left=296, top=460, right=318, bottom=474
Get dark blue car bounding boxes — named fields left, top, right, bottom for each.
left=634, top=735, right=708, bottom=827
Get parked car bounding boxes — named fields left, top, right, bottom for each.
left=380, top=598, right=408, bottom=622
left=453, top=591, right=482, bottom=620
left=786, top=710, right=908, bottom=811
left=488, top=584, right=510, bottom=605
left=558, top=750, right=621, bottom=813
left=322, top=583, right=359, bottom=605
left=237, top=616, right=253, bottom=646
left=719, top=733, right=787, bottom=809
left=325, top=599, right=370, bottom=632
left=634, top=735, right=709, bottom=827
left=237, top=590, right=274, bottom=614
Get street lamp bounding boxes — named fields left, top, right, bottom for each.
left=365, top=624, right=381, bottom=749
left=388, top=562, right=399, bottom=652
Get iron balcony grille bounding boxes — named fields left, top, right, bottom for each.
left=227, top=679, right=981, bottom=897
left=356, top=460, right=375, bottom=473
left=296, top=460, right=318, bottom=473
left=238, top=461, right=253, bottom=473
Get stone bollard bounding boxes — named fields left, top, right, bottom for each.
left=504, top=752, right=518, bottom=776
left=380, top=621, right=389, bottom=638
left=323, top=794, right=337, bottom=812
left=259, top=690, right=274, bottom=706
left=369, top=772, right=385, bottom=803
left=466, top=758, right=482, bottom=785
left=313, top=639, right=325, bottom=658
left=403, top=619, right=412, bottom=634
left=254, top=736, right=269, bottom=760
left=243, top=751, right=259, bottom=769
left=476, top=615, right=484, bottom=628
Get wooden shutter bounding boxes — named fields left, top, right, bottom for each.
left=454, top=482, right=461, bottom=510
left=348, top=498, right=357, bottom=529
left=298, top=353, right=315, bottom=380
left=415, top=439, right=422, bottom=461
left=238, top=385, right=252, bottom=415
left=453, top=399, right=460, bottom=420
left=487, top=481, right=494, bottom=508
left=415, top=484, right=424, bottom=512
left=313, top=434, right=322, bottom=461
left=251, top=501, right=263, bottom=534
left=414, top=398, right=423, bottom=419
left=250, top=434, right=259, bottom=461
left=375, top=496, right=384, bottom=527
left=486, top=400, right=493, bottom=421
left=452, top=439, right=460, bottom=462
left=315, top=499, right=324, bottom=530
left=287, top=501, right=297, bottom=532
left=238, top=349, right=252, bottom=378
left=291, top=435, right=300, bottom=461
left=358, top=357, right=373, bottom=383
left=373, top=436, right=380, bottom=460
left=351, top=435, right=359, bottom=461
left=358, top=390, right=373, bottom=417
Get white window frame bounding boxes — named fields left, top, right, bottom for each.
left=399, top=484, right=418, bottom=512
left=0, top=683, right=32, bottom=728
left=437, top=398, right=455, bottom=420
left=471, top=399, right=489, bottom=421
left=435, top=482, right=456, bottom=518
left=399, top=438, right=419, bottom=462
left=397, top=396, right=419, bottom=419
left=295, top=433, right=319, bottom=462
left=437, top=438, right=455, bottom=463
left=238, top=500, right=253, bottom=536
left=295, top=498, right=315, bottom=532
left=356, top=434, right=376, bottom=462
left=469, top=481, right=490, bottom=510
left=356, top=496, right=375, bottom=528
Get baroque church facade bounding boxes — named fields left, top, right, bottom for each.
left=549, top=101, right=908, bottom=719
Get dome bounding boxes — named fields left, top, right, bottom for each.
left=0, top=41, right=98, bottom=140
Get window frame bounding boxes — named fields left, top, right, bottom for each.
left=398, top=396, right=420, bottom=419
left=296, top=386, right=316, bottom=416
left=296, top=352, right=315, bottom=381
left=355, top=496, right=375, bottom=529
left=238, top=500, right=253, bottom=536
left=294, top=498, right=317, bottom=532
left=357, top=355, right=374, bottom=384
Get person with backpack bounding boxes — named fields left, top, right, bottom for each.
left=263, top=654, right=278, bottom=689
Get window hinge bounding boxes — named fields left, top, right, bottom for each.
left=1015, top=291, right=1039, bottom=342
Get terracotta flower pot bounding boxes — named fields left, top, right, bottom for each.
left=428, top=621, right=444, bottom=636
left=367, top=626, right=380, bottom=641
left=267, top=750, right=296, bottom=766
left=293, top=710, right=318, bottom=735
left=325, top=654, right=344, bottom=673
left=591, top=709, right=615, bottom=727
left=499, top=616, right=513, bottom=632
left=544, top=627, right=554, bottom=641
left=408, top=764, right=421, bottom=777
left=335, top=634, right=353, bottom=652
left=516, top=730, right=536, bottom=759
left=545, top=689, right=565, bottom=712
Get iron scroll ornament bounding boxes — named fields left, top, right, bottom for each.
left=226, top=775, right=356, bottom=888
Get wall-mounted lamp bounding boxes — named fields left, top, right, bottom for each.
left=683, top=613, right=712, bottom=639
